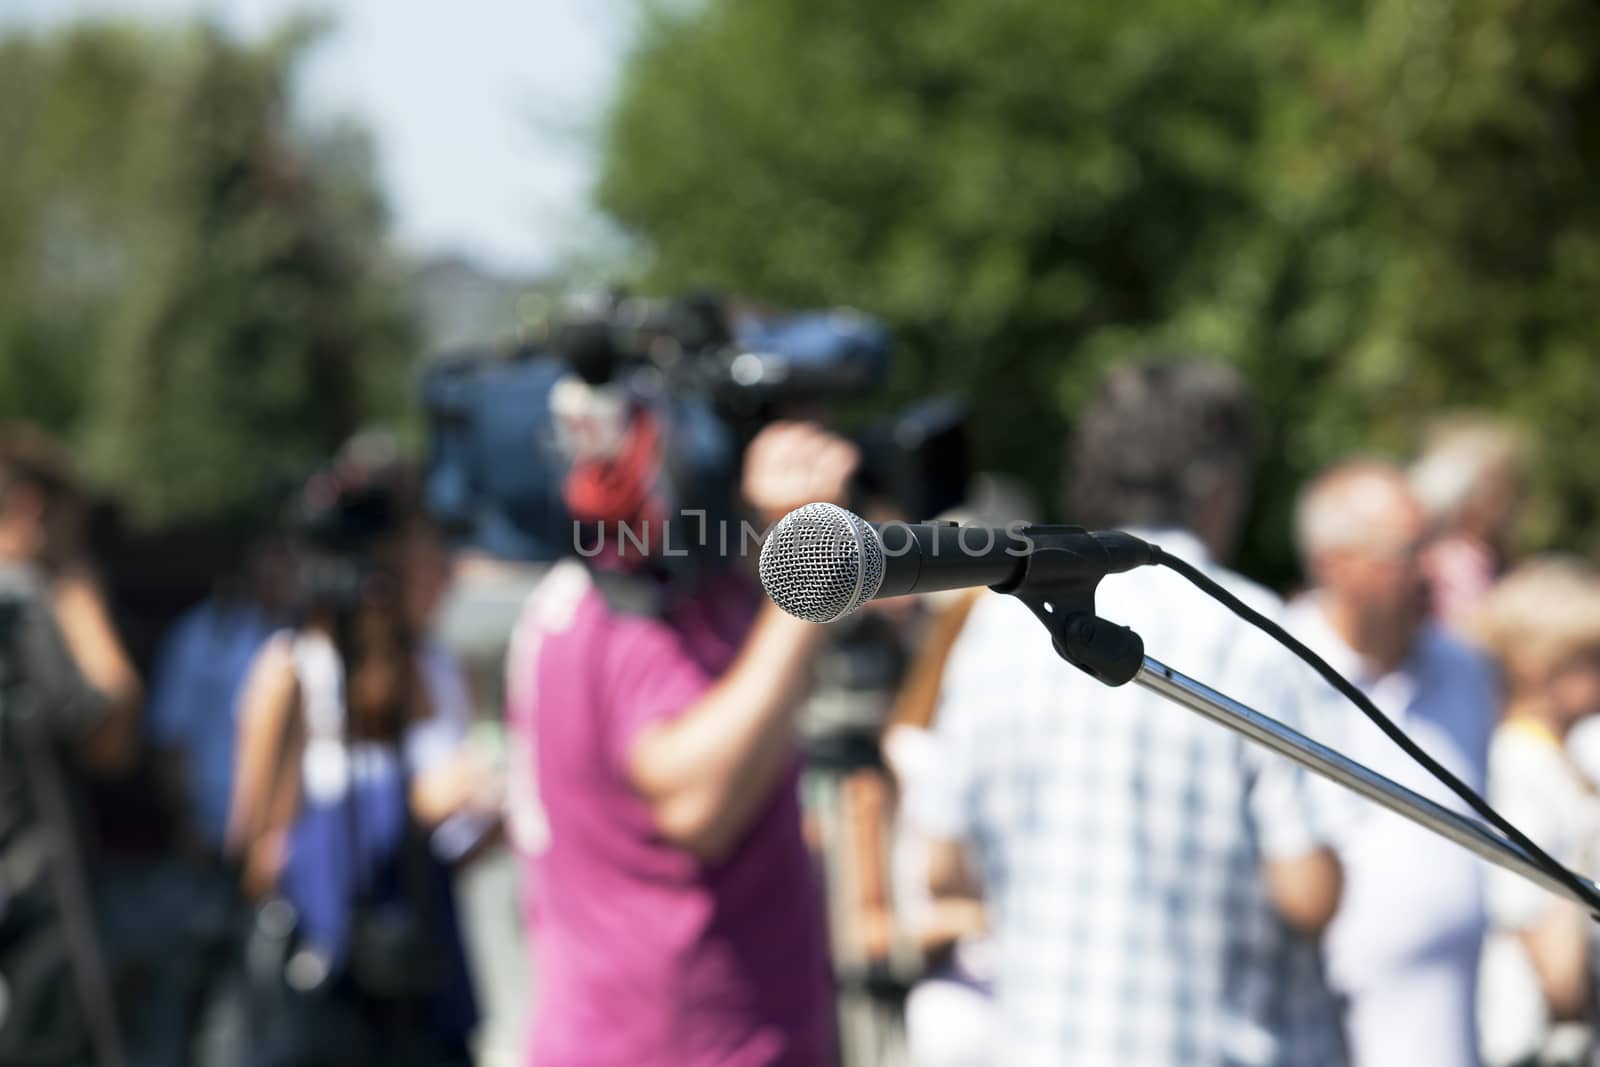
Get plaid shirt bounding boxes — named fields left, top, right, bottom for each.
left=911, top=529, right=1346, bottom=1067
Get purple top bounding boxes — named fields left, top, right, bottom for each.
left=506, top=562, right=833, bottom=1067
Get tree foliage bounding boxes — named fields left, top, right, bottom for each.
left=0, top=20, right=414, bottom=527
left=598, top=0, right=1600, bottom=582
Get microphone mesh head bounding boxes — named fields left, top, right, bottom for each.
left=759, top=503, right=885, bottom=623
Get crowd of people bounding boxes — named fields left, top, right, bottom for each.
left=1, top=351, right=1598, bottom=1067
left=896, top=365, right=1600, bottom=1067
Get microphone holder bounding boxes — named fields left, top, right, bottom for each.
left=1009, top=543, right=1600, bottom=915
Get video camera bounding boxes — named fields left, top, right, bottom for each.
left=282, top=434, right=418, bottom=613
left=421, top=293, right=970, bottom=563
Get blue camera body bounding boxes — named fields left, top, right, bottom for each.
left=422, top=307, right=895, bottom=563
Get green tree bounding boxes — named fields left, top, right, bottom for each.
left=0, top=23, right=155, bottom=431
left=598, top=0, right=1600, bottom=582
left=1325, top=0, right=1600, bottom=550
left=602, top=0, right=1275, bottom=496
left=0, top=20, right=415, bottom=527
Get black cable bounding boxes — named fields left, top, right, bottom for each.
left=1153, top=547, right=1600, bottom=916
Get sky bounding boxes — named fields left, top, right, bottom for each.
left=0, top=0, right=634, bottom=276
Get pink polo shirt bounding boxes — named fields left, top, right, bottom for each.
left=505, top=561, right=833, bottom=1067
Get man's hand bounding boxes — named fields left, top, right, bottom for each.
left=1264, top=847, right=1343, bottom=935
left=412, top=742, right=508, bottom=825
left=742, top=421, right=859, bottom=529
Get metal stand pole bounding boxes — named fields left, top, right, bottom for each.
left=1135, top=655, right=1600, bottom=911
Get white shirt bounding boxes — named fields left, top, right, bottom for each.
left=914, top=529, right=1345, bottom=1067
left=1285, top=598, right=1496, bottom=1067
left=1479, top=722, right=1600, bottom=1067
left=284, top=631, right=482, bottom=858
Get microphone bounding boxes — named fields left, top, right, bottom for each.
left=761, top=514, right=1600, bottom=918
left=758, top=502, right=1158, bottom=623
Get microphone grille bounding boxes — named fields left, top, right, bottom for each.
left=759, top=503, right=885, bottom=623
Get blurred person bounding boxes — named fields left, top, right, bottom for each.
left=881, top=585, right=992, bottom=1067
left=227, top=439, right=496, bottom=1067
left=504, top=410, right=855, bottom=1066
left=0, top=424, right=141, bottom=1066
left=1467, top=558, right=1600, bottom=1067
left=914, top=360, right=1346, bottom=1067
left=1287, top=460, right=1497, bottom=1067
left=150, top=528, right=294, bottom=855
left=1410, top=417, right=1527, bottom=628
left=430, top=552, right=544, bottom=1067
left=124, top=526, right=295, bottom=1067
left=879, top=477, right=1037, bottom=1067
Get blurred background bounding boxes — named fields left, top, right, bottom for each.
left=5, top=0, right=1599, bottom=584
left=4, top=0, right=1600, bottom=1065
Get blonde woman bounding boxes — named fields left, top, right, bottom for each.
left=1470, top=558, right=1600, bottom=1067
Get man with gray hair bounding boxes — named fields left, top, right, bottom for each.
left=914, top=360, right=1346, bottom=1066
left=1286, top=460, right=1496, bottom=1067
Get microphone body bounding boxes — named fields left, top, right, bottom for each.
left=759, top=503, right=1156, bottom=623
left=873, top=520, right=1026, bottom=598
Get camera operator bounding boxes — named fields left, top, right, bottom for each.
left=227, top=438, right=490, bottom=1067
left=0, top=424, right=141, bottom=1067
left=505, top=398, right=856, bottom=1065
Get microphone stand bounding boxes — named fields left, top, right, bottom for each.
left=1134, top=654, right=1596, bottom=907
left=1002, top=531, right=1600, bottom=913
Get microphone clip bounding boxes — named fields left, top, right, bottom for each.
left=995, top=525, right=1149, bottom=687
